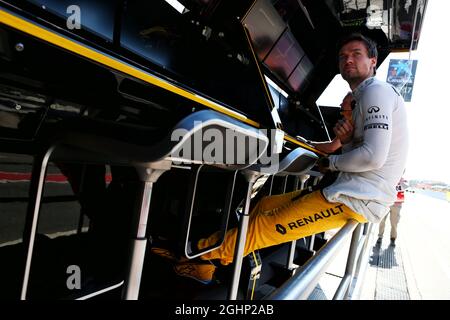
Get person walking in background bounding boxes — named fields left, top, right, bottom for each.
left=378, top=178, right=407, bottom=246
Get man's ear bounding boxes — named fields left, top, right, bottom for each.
left=370, top=57, right=377, bottom=71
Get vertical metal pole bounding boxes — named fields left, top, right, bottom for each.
left=294, top=176, right=300, bottom=191
left=286, top=175, right=309, bottom=270
left=307, top=175, right=320, bottom=252
left=343, top=223, right=366, bottom=300
left=228, top=172, right=258, bottom=300
left=282, top=176, right=288, bottom=194
left=313, top=176, right=320, bottom=186
left=286, top=176, right=299, bottom=270
left=286, top=241, right=297, bottom=271
left=76, top=209, right=85, bottom=234
left=123, top=181, right=154, bottom=300
left=333, top=223, right=363, bottom=300
left=21, top=145, right=56, bottom=300
left=122, top=165, right=168, bottom=300
left=76, top=164, right=87, bottom=234
left=352, top=223, right=373, bottom=280
left=348, top=223, right=374, bottom=300
left=268, top=175, right=274, bottom=195
left=308, top=235, right=316, bottom=252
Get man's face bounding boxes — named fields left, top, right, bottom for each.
left=338, top=40, right=377, bottom=88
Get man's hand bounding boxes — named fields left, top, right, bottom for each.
left=333, top=119, right=354, bottom=145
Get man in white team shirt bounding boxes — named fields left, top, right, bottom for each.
left=321, top=33, right=409, bottom=223
left=152, top=33, right=409, bottom=283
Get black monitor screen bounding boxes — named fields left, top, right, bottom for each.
left=243, top=0, right=286, bottom=61
left=264, top=29, right=304, bottom=81
left=288, top=55, right=313, bottom=91
left=244, top=0, right=312, bottom=94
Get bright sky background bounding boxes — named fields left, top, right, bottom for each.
left=317, top=0, right=450, bottom=184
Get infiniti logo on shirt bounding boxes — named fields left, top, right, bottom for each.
left=368, top=106, right=380, bottom=114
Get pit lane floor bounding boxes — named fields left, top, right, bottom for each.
left=360, top=190, right=450, bottom=300
left=308, top=190, right=450, bottom=300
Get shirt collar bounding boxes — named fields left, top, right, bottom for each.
left=352, top=77, right=376, bottom=101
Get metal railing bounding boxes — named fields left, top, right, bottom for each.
left=267, top=219, right=373, bottom=300
left=343, top=223, right=374, bottom=299
left=333, top=222, right=371, bottom=300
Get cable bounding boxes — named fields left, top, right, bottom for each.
left=250, top=251, right=259, bottom=300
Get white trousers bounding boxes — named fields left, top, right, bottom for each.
left=378, top=205, right=401, bottom=239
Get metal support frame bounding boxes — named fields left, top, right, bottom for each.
left=183, top=166, right=238, bottom=259
left=333, top=222, right=373, bottom=300
left=286, top=241, right=298, bottom=271
left=306, top=174, right=321, bottom=253
left=268, top=175, right=274, bottom=195
left=308, top=234, right=316, bottom=252
left=333, top=223, right=363, bottom=299
left=20, top=143, right=171, bottom=301
left=286, top=174, right=309, bottom=266
left=346, top=222, right=374, bottom=299
left=228, top=172, right=260, bottom=300
left=122, top=181, right=154, bottom=300
left=353, top=223, right=372, bottom=280
left=21, top=145, right=56, bottom=300
left=286, top=174, right=314, bottom=265
left=122, top=162, right=170, bottom=300
left=271, top=175, right=300, bottom=272
left=283, top=175, right=297, bottom=271
left=76, top=164, right=87, bottom=234
left=19, top=109, right=269, bottom=301
left=267, top=219, right=359, bottom=300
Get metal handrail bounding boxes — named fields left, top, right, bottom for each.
left=334, top=222, right=373, bottom=299
left=333, top=223, right=364, bottom=299
left=346, top=223, right=374, bottom=299
left=267, top=219, right=359, bottom=300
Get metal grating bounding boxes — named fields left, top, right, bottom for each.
left=308, top=284, right=329, bottom=300
left=372, top=238, right=410, bottom=300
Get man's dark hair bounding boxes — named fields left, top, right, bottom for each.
left=338, top=33, right=378, bottom=58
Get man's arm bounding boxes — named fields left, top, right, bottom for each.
left=328, top=85, right=395, bottom=172
left=311, top=137, right=342, bottom=154
left=312, top=118, right=355, bottom=154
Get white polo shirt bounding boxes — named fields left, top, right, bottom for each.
left=323, top=77, right=409, bottom=222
